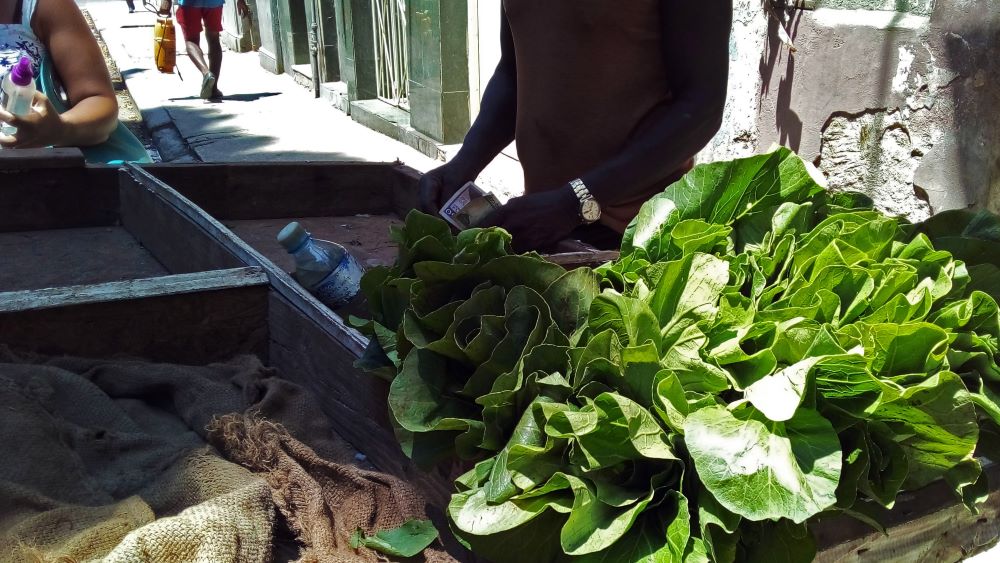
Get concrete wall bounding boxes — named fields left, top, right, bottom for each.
left=276, top=0, right=310, bottom=72
left=316, top=0, right=340, bottom=82
left=255, top=0, right=283, bottom=73
left=706, top=0, right=1000, bottom=221
left=699, top=0, right=770, bottom=163
left=220, top=3, right=257, bottom=53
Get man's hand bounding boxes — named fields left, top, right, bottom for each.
left=418, top=163, right=474, bottom=214
left=237, top=0, right=250, bottom=17
left=0, top=92, right=67, bottom=149
left=158, top=0, right=172, bottom=15
left=480, top=185, right=582, bottom=253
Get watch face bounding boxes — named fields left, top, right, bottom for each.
left=582, top=199, right=601, bottom=222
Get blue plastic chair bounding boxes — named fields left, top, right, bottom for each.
left=38, top=57, right=152, bottom=164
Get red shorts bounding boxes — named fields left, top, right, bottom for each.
left=176, top=6, right=223, bottom=37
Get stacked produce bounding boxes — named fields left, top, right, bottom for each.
left=355, top=148, right=1000, bottom=563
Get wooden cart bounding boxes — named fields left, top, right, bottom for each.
left=1, top=149, right=997, bottom=562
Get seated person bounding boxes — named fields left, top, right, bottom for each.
left=0, top=0, right=118, bottom=149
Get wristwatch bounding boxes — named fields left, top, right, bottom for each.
left=570, top=179, right=601, bottom=224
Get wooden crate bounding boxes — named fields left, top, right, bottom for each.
left=129, top=161, right=616, bottom=496
left=0, top=150, right=254, bottom=295
left=128, top=161, right=1000, bottom=562
left=0, top=154, right=456, bottom=505
left=140, top=160, right=619, bottom=272
left=0, top=263, right=474, bottom=561
left=813, top=461, right=1000, bottom=561
left=4, top=152, right=997, bottom=561
left=0, top=153, right=469, bottom=559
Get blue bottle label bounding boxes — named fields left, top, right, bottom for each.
left=310, top=252, right=364, bottom=308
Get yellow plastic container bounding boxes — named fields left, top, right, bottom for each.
left=153, top=17, right=176, bottom=73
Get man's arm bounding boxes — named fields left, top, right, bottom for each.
left=418, top=6, right=517, bottom=212
left=582, top=0, right=732, bottom=208
left=0, top=0, right=118, bottom=148
left=448, top=6, right=517, bottom=182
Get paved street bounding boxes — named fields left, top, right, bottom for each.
left=79, top=0, right=440, bottom=167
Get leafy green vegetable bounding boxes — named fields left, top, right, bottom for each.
left=622, top=148, right=824, bottom=259
left=349, top=519, right=439, bottom=558
left=356, top=213, right=599, bottom=462
left=685, top=406, right=841, bottom=523
left=359, top=147, right=1000, bottom=563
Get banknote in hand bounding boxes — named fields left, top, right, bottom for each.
left=439, top=181, right=502, bottom=230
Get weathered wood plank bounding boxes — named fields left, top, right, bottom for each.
left=140, top=161, right=399, bottom=220
left=815, top=462, right=1000, bottom=562
left=0, top=267, right=267, bottom=312
left=225, top=215, right=402, bottom=271
left=389, top=163, right=422, bottom=219
left=0, top=226, right=169, bottom=292
left=120, top=171, right=246, bottom=274
left=123, top=164, right=368, bottom=356
left=0, top=147, right=86, bottom=169
left=119, top=165, right=464, bottom=511
left=0, top=271, right=270, bottom=364
left=0, top=166, right=119, bottom=232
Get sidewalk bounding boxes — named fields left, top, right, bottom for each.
left=81, top=0, right=439, bottom=169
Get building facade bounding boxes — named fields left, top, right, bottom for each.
left=240, top=0, right=479, bottom=158
left=234, top=0, right=999, bottom=216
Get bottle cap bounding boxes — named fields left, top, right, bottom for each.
left=277, top=222, right=310, bottom=252
left=10, top=57, right=33, bottom=87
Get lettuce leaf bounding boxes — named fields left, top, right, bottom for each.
left=359, top=149, right=1000, bottom=563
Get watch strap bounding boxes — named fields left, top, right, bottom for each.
left=570, top=178, right=600, bottom=224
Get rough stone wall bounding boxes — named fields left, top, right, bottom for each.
left=819, top=108, right=933, bottom=220
left=698, top=0, right=769, bottom=163
left=811, top=0, right=934, bottom=17
left=704, top=1, right=1000, bottom=221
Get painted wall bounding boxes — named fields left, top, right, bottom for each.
left=276, top=0, right=310, bottom=72
left=220, top=2, right=257, bottom=53
left=706, top=1, right=1000, bottom=221
left=254, top=0, right=283, bottom=74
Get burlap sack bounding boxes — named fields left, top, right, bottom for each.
left=0, top=350, right=456, bottom=563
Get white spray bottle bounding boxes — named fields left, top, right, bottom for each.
left=1, top=57, right=36, bottom=136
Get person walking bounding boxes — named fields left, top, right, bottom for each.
left=125, top=0, right=135, bottom=13
left=159, top=0, right=247, bottom=100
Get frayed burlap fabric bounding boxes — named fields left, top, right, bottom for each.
left=0, top=351, right=453, bottom=562
left=208, top=415, right=454, bottom=563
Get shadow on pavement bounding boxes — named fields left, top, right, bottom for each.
left=167, top=92, right=282, bottom=103
left=160, top=103, right=369, bottom=163
left=121, top=68, right=149, bottom=79
left=219, top=92, right=282, bottom=102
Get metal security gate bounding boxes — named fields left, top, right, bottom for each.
left=372, top=0, right=409, bottom=109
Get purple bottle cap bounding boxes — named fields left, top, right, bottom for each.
left=10, top=57, right=33, bottom=87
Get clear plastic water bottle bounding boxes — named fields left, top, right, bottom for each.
left=277, top=222, right=363, bottom=308
left=1, top=57, right=36, bottom=136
